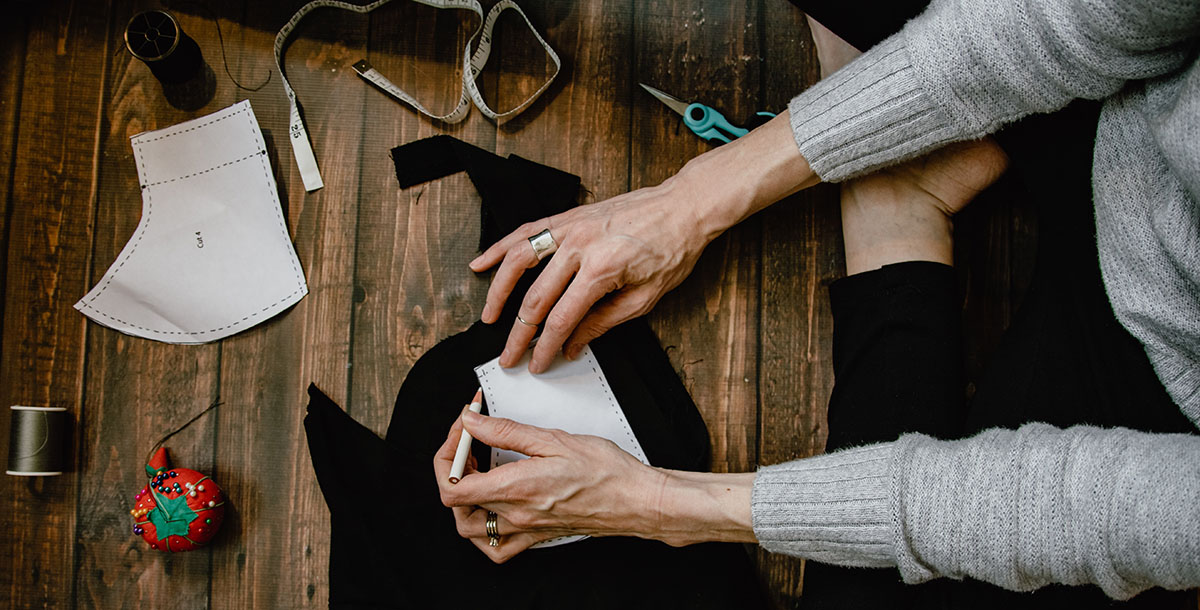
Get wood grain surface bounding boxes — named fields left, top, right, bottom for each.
left=0, top=1, right=1052, bottom=608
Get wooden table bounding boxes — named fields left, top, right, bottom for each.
left=0, top=1, right=1037, bottom=607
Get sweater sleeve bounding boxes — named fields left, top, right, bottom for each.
left=751, top=423, right=1200, bottom=599
left=790, top=0, right=1200, bottom=181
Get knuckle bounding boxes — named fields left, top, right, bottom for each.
left=501, top=248, right=523, bottom=268
left=544, top=309, right=573, bottom=333
left=581, top=266, right=622, bottom=294
left=522, top=287, right=544, bottom=312
left=492, top=416, right=520, bottom=439
left=575, top=322, right=603, bottom=342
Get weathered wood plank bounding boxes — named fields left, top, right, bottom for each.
left=73, top=2, right=247, bottom=607
left=756, top=0, right=831, bottom=470
left=348, top=1, right=496, bottom=436
left=0, top=0, right=30, bottom=496
left=492, top=0, right=632, bottom=204
left=0, top=4, right=26, bottom=257
left=0, top=1, right=110, bottom=607
left=208, top=3, right=364, bottom=607
left=634, top=0, right=762, bottom=476
left=754, top=6, right=835, bottom=608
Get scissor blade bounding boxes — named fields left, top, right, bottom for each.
left=640, top=83, right=690, bottom=117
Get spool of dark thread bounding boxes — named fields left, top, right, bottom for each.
left=6, top=406, right=69, bottom=476
left=124, top=11, right=204, bottom=85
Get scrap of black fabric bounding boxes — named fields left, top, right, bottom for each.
left=305, top=136, right=767, bottom=609
left=389, top=135, right=583, bottom=251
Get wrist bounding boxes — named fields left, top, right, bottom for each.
left=673, top=112, right=818, bottom=241
left=644, top=469, right=757, bottom=546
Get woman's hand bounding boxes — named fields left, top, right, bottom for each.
left=471, top=113, right=818, bottom=373
left=433, top=407, right=668, bottom=562
left=471, top=176, right=715, bottom=374
left=433, top=408, right=757, bottom=563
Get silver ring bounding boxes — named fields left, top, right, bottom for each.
left=486, top=511, right=500, bottom=547
left=515, top=314, right=538, bottom=328
left=528, top=229, right=557, bottom=261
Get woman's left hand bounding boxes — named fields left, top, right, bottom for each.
left=433, top=408, right=669, bottom=562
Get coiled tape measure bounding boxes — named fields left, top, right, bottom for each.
left=274, top=0, right=561, bottom=192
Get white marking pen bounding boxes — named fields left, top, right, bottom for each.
left=448, top=388, right=484, bottom=484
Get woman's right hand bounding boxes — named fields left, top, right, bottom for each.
left=470, top=171, right=718, bottom=374
left=471, top=112, right=818, bottom=373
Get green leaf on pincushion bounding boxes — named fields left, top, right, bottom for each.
left=145, top=465, right=159, bottom=478
left=148, top=491, right=197, bottom=541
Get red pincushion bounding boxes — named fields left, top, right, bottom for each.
left=129, top=447, right=226, bottom=552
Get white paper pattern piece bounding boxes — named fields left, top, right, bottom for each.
left=74, top=100, right=307, bottom=343
left=474, top=344, right=648, bottom=547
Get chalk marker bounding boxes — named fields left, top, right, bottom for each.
left=448, top=389, right=483, bottom=484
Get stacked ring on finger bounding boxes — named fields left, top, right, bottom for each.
left=486, top=511, right=500, bottom=547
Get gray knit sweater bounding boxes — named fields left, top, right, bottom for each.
left=752, top=0, right=1200, bottom=599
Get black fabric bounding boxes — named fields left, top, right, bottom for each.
left=790, top=2, right=1196, bottom=608
left=824, top=261, right=963, bottom=447
left=788, top=0, right=928, bottom=52
left=390, top=135, right=582, bottom=251
left=967, top=104, right=1194, bottom=435
left=306, top=137, right=767, bottom=609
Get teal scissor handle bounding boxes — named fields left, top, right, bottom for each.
left=683, top=104, right=776, bottom=144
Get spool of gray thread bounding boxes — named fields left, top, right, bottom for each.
left=6, top=406, right=69, bottom=476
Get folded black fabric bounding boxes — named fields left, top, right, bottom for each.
left=306, top=137, right=766, bottom=609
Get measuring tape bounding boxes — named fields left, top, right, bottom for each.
left=274, top=0, right=561, bottom=192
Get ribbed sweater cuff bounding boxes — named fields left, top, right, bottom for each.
left=788, top=34, right=959, bottom=182
left=752, top=443, right=896, bottom=567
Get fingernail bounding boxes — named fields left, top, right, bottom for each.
left=499, top=349, right=512, bottom=367
left=469, top=255, right=483, bottom=269
left=481, top=303, right=492, bottom=322
left=463, top=410, right=483, bottom=424
left=529, top=359, right=546, bottom=375
left=565, top=344, right=581, bottom=360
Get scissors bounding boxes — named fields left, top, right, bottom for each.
left=640, top=83, right=776, bottom=144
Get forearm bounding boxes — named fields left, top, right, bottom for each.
left=752, top=424, right=1200, bottom=599
left=895, top=424, right=1200, bottom=598
left=790, top=0, right=1200, bottom=182
left=669, top=112, right=818, bottom=243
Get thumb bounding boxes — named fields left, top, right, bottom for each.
left=463, top=411, right=560, bottom=458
